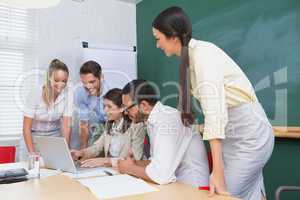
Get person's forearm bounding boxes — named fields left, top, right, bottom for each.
left=104, top=158, right=112, bottom=167
left=135, top=160, right=151, bottom=167
left=209, top=139, right=224, bottom=172
left=127, top=164, right=154, bottom=183
left=62, top=126, right=71, bottom=146
left=23, top=129, right=35, bottom=153
left=62, top=117, right=72, bottom=147
left=23, top=117, right=34, bottom=153
left=80, top=123, right=89, bottom=149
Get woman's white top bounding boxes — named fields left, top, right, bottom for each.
left=108, top=118, right=125, bottom=157
left=23, top=85, right=73, bottom=133
left=189, top=38, right=258, bottom=140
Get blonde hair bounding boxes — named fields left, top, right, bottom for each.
left=42, top=59, right=69, bottom=107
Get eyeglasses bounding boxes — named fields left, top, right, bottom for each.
left=123, top=102, right=137, bottom=113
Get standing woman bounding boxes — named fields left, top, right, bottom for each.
left=19, top=59, right=73, bottom=161
left=152, top=7, right=274, bottom=200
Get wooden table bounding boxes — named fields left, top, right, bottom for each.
left=0, top=163, right=239, bottom=200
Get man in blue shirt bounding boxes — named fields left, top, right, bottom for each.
left=74, top=60, right=109, bottom=149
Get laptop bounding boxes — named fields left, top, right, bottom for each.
left=33, top=136, right=97, bottom=173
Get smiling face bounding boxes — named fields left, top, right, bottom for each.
left=49, top=69, right=68, bottom=94
left=103, top=98, right=123, bottom=121
left=122, top=94, right=147, bottom=123
left=152, top=28, right=182, bottom=57
left=80, top=73, right=101, bottom=96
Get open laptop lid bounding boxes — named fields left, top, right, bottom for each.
left=33, top=136, right=77, bottom=173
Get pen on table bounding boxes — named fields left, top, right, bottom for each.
left=103, top=170, right=113, bottom=176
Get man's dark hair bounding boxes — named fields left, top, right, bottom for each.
left=79, top=60, right=102, bottom=79
left=122, top=79, right=159, bottom=106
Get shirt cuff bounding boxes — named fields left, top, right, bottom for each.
left=78, top=113, right=89, bottom=122
left=23, top=111, right=34, bottom=118
left=145, top=162, right=176, bottom=185
left=202, top=131, right=226, bottom=140
left=63, top=112, right=73, bottom=117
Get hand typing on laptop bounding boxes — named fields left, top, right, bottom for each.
left=70, top=149, right=84, bottom=161
left=70, top=149, right=111, bottom=168
left=80, top=158, right=111, bottom=168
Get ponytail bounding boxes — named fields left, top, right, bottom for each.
left=42, top=70, right=53, bottom=108
left=152, top=6, right=194, bottom=126
left=179, top=35, right=194, bottom=126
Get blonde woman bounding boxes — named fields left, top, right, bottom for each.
left=18, top=59, right=73, bottom=161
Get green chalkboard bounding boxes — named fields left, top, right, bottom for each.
left=137, top=0, right=300, bottom=126
left=137, top=1, right=300, bottom=199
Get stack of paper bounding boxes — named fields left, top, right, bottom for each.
left=78, top=174, right=158, bottom=199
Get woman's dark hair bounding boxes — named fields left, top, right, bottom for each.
left=79, top=60, right=102, bottom=79
left=43, top=59, right=69, bottom=107
left=152, top=6, right=192, bottom=46
left=104, top=88, right=131, bottom=135
left=153, top=6, right=194, bottom=126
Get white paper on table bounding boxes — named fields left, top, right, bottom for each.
left=78, top=174, right=158, bottom=199
left=40, top=168, right=62, bottom=178
left=63, top=167, right=117, bottom=179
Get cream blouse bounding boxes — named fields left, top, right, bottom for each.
left=189, top=38, right=257, bottom=140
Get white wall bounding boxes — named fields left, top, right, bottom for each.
left=37, top=0, right=137, bottom=82
left=0, top=0, right=136, bottom=150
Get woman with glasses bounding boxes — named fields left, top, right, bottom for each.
left=71, top=88, right=147, bottom=167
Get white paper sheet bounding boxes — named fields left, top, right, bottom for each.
left=78, top=174, right=158, bottom=199
left=63, top=167, right=117, bottom=179
left=40, top=168, right=62, bottom=178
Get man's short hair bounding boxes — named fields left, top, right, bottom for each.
left=122, top=79, right=159, bottom=106
left=79, top=60, right=102, bottom=79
